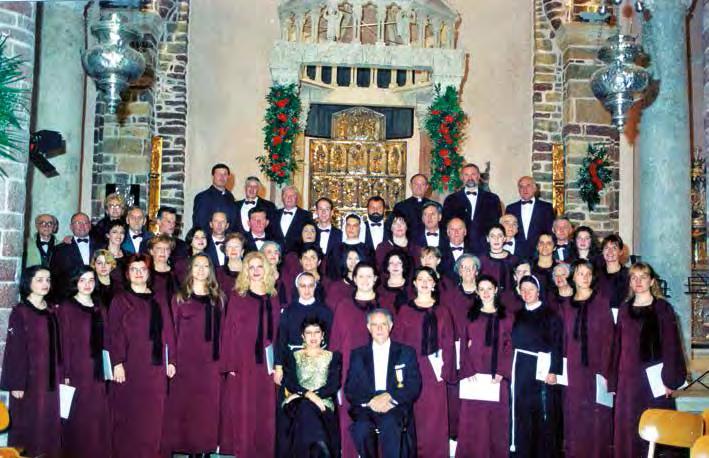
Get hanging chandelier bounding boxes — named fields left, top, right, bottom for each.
left=590, top=1, right=649, bottom=130
left=598, top=0, right=645, bottom=14
left=81, top=12, right=146, bottom=114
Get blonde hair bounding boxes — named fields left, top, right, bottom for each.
left=626, top=262, right=664, bottom=301
left=91, top=249, right=117, bottom=269
left=235, top=251, right=277, bottom=297
left=104, top=192, right=125, bottom=210
left=176, top=254, right=225, bottom=306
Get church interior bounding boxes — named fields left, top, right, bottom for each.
left=0, top=0, right=708, bottom=456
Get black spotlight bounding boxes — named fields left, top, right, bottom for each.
left=29, top=130, right=65, bottom=178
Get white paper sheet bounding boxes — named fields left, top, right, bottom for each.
left=535, top=352, right=568, bottom=386
left=611, top=308, right=619, bottom=325
left=459, top=374, right=501, bottom=402
left=455, top=339, right=461, bottom=371
left=59, top=384, right=76, bottom=419
left=102, top=350, right=113, bottom=381
left=164, top=344, right=170, bottom=373
left=428, top=350, right=443, bottom=382
left=265, top=344, right=275, bottom=375
left=595, top=374, right=614, bottom=407
left=645, top=363, right=666, bottom=398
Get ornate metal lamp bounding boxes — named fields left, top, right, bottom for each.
left=81, top=12, right=146, bottom=113
left=590, top=33, right=649, bottom=130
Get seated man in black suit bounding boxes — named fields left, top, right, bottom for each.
left=50, top=212, right=97, bottom=299
left=505, top=176, right=555, bottom=259
left=273, top=185, right=313, bottom=254
left=345, top=308, right=422, bottom=458
left=393, top=174, right=433, bottom=238
left=154, top=206, right=189, bottom=259
left=413, top=201, right=447, bottom=249
left=442, top=163, right=502, bottom=254
left=192, top=163, right=238, bottom=232
left=234, top=176, right=277, bottom=235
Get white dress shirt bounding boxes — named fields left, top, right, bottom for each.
left=212, top=236, right=226, bottom=266
left=251, top=232, right=267, bottom=252
left=128, top=230, right=143, bottom=253
left=240, top=197, right=260, bottom=231
left=520, top=198, right=535, bottom=238
left=74, top=236, right=90, bottom=265
left=318, top=225, right=332, bottom=254
left=280, top=207, right=296, bottom=238
left=367, top=221, right=385, bottom=250
left=424, top=230, right=440, bottom=248
left=503, top=238, right=516, bottom=255
left=465, top=187, right=478, bottom=220
left=372, top=338, right=391, bottom=392
left=450, top=243, right=465, bottom=261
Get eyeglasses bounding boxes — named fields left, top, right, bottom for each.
left=37, top=221, right=55, bottom=227
left=129, top=267, right=148, bottom=274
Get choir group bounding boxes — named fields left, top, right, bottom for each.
left=3, top=162, right=688, bottom=458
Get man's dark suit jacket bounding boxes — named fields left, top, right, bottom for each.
left=345, top=340, right=422, bottom=416
left=412, top=227, right=449, bottom=249
left=505, top=198, right=555, bottom=259
left=393, top=196, right=433, bottom=238
left=233, top=197, right=277, bottom=235
left=442, top=189, right=502, bottom=254
left=121, top=229, right=153, bottom=255
left=50, top=239, right=97, bottom=298
left=192, top=186, right=238, bottom=233
left=439, top=241, right=473, bottom=280
left=272, top=207, right=314, bottom=254
left=316, top=226, right=343, bottom=257
left=204, top=238, right=226, bottom=267
left=242, top=231, right=284, bottom=255
left=363, top=220, right=386, bottom=253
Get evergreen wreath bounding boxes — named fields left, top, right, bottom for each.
left=577, top=143, right=613, bottom=211
left=0, top=36, right=28, bottom=177
left=424, top=85, right=467, bottom=193
left=258, top=83, right=302, bottom=184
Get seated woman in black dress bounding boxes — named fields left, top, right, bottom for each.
left=282, top=315, right=342, bottom=458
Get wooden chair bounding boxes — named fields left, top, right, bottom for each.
left=638, top=408, right=704, bottom=457
left=691, top=435, right=709, bottom=458
left=0, top=401, right=24, bottom=458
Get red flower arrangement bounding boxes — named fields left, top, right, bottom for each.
left=257, top=84, right=302, bottom=183
left=576, top=143, right=613, bottom=211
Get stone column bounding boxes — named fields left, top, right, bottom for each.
left=29, top=2, right=87, bottom=242
left=0, top=2, right=36, bottom=358
left=638, top=0, right=693, bottom=347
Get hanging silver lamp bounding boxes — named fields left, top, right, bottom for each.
left=590, top=34, right=649, bottom=130
left=81, top=12, right=146, bottom=114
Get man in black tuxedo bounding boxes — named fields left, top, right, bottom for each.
left=154, top=206, right=189, bottom=259
left=505, top=176, right=555, bottom=259
left=363, top=196, right=386, bottom=253
left=192, top=163, right=238, bottom=232
left=552, top=216, right=574, bottom=262
left=314, top=197, right=343, bottom=279
left=272, top=185, right=313, bottom=253
left=50, top=212, right=97, bottom=299
left=442, top=163, right=502, bottom=254
left=234, top=176, right=277, bottom=235
left=122, top=207, right=153, bottom=254
left=392, top=174, right=433, bottom=238
left=243, top=207, right=283, bottom=254
left=500, top=213, right=523, bottom=256
left=413, top=202, right=448, bottom=249
left=439, top=217, right=473, bottom=279
left=205, top=211, right=229, bottom=266
left=345, top=308, right=422, bottom=458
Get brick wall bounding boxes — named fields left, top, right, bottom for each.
left=0, top=2, right=35, bottom=358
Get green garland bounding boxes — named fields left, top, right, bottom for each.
left=576, top=143, right=613, bottom=211
left=257, top=83, right=302, bottom=184
left=424, top=85, right=466, bottom=193
left=0, top=36, right=27, bottom=177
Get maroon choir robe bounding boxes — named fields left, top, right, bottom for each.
left=608, top=299, right=687, bottom=458
left=107, top=289, right=176, bottom=458
left=393, top=301, right=457, bottom=458
left=479, top=254, right=518, bottom=293
left=560, top=290, right=615, bottom=458
left=57, top=299, right=109, bottom=458
left=219, top=291, right=280, bottom=457
left=376, top=282, right=411, bottom=315
left=596, top=265, right=629, bottom=316
left=324, top=279, right=354, bottom=313
left=374, top=240, right=420, bottom=273
left=330, top=295, right=379, bottom=458
left=162, top=294, right=223, bottom=455
left=215, top=264, right=239, bottom=294
left=0, top=302, right=61, bottom=458
left=151, top=269, right=180, bottom=330
left=456, top=309, right=513, bottom=458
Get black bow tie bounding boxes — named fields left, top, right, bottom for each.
left=503, top=241, right=513, bottom=246
left=451, top=246, right=464, bottom=252
left=39, top=241, right=49, bottom=246
left=245, top=200, right=256, bottom=205
left=370, top=222, right=382, bottom=227
left=253, top=237, right=265, bottom=242
left=214, top=240, right=224, bottom=246
left=282, top=211, right=293, bottom=216
left=319, top=229, right=330, bottom=233
left=76, top=238, right=89, bottom=244
left=521, top=200, right=533, bottom=205
left=466, top=191, right=477, bottom=196
left=132, top=234, right=142, bottom=239
left=426, top=232, right=438, bottom=237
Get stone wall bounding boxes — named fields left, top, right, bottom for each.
left=90, top=1, right=189, bottom=222
left=0, top=2, right=35, bottom=358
